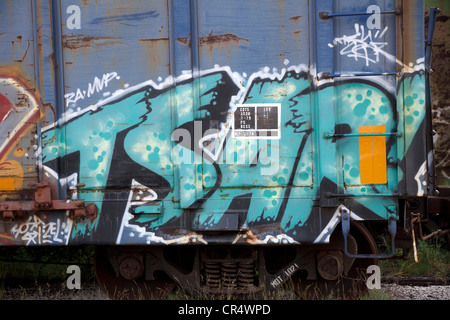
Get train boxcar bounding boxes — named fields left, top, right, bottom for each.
left=0, top=0, right=448, bottom=299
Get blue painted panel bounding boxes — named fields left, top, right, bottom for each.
left=0, top=0, right=429, bottom=246
left=0, top=0, right=36, bottom=76
left=0, top=0, right=40, bottom=191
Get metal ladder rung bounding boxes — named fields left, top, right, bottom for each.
left=326, top=193, right=399, bottom=198
left=319, top=9, right=401, bottom=19
left=320, top=72, right=400, bottom=80
left=323, top=132, right=401, bottom=139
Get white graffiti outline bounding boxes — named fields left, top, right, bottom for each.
left=414, top=161, right=427, bottom=197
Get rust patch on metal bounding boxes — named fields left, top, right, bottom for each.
left=177, top=32, right=249, bottom=63
left=0, top=182, right=90, bottom=222
left=242, top=229, right=260, bottom=244
left=200, top=33, right=249, bottom=46
left=62, top=35, right=123, bottom=50
left=41, top=102, right=56, bottom=133
left=176, top=37, right=189, bottom=46
left=86, top=202, right=98, bottom=222
left=16, top=93, right=31, bottom=109
left=137, top=37, right=170, bottom=73
left=10, top=36, right=32, bottom=63
left=176, top=33, right=249, bottom=48
left=138, top=37, right=169, bottom=43
left=289, top=15, right=302, bottom=23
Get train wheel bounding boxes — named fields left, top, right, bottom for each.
left=94, top=247, right=176, bottom=300
left=293, top=221, right=378, bottom=300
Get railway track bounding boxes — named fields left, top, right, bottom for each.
left=382, top=276, right=450, bottom=286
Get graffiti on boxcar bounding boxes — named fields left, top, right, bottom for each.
left=327, top=4, right=406, bottom=68
left=0, top=77, right=41, bottom=161
left=64, top=71, right=121, bottom=109
left=0, top=75, right=41, bottom=196
left=10, top=215, right=72, bottom=245
left=0, top=232, right=21, bottom=245
left=0, top=59, right=428, bottom=246
left=329, top=23, right=391, bottom=67
left=36, top=61, right=424, bottom=245
left=0, top=1, right=436, bottom=252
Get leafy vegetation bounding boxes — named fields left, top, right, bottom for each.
left=379, top=238, right=450, bottom=279
left=0, top=246, right=95, bottom=285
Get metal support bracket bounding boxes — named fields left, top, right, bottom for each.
left=341, top=207, right=397, bottom=259
left=411, top=213, right=450, bottom=242
left=0, top=181, right=97, bottom=222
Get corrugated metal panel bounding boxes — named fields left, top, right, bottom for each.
left=0, top=0, right=430, bottom=246
left=0, top=0, right=40, bottom=198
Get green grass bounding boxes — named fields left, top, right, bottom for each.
left=360, top=289, right=393, bottom=300
left=379, top=238, right=450, bottom=278
left=0, top=239, right=448, bottom=300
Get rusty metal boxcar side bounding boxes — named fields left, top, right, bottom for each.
left=0, top=0, right=447, bottom=298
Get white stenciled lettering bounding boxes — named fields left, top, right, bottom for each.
left=270, top=275, right=283, bottom=288
left=284, top=263, right=299, bottom=277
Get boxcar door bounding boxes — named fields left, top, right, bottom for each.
left=184, top=0, right=317, bottom=234
left=315, top=0, right=407, bottom=221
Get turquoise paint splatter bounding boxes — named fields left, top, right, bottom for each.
left=354, top=99, right=371, bottom=117
left=299, top=171, right=309, bottom=180
left=379, top=105, right=388, bottom=114
left=349, top=168, right=360, bottom=178
left=405, top=96, right=414, bottom=107
left=263, top=190, right=272, bottom=198
left=88, top=159, right=99, bottom=170
left=405, top=115, right=414, bottom=125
